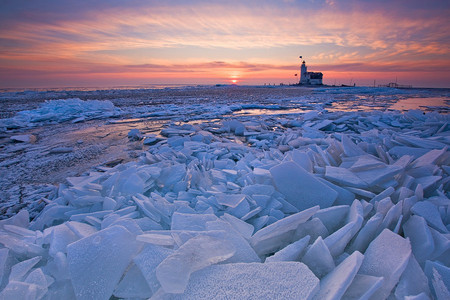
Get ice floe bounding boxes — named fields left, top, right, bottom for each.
left=0, top=98, right=121, bottom=129
left=0, top=87, right=449, bottom=299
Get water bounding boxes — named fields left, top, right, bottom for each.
left=389, top=97, right=449, bottom=113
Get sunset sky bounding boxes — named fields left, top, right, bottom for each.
left=1, top=0, right=449, bottom=88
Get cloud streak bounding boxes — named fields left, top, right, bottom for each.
left=0, top=0, right=449, bottom=87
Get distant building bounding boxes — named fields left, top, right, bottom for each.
left=299, top=59, right=323, bottom=85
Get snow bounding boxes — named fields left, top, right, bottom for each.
left=0, top=85, right=449, bottom=299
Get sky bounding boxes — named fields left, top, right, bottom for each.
left=0, top=0, right=449, bottom=88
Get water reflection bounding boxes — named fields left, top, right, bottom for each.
left=234, top=108, right=311, bottom=116
left=329, top=96, right=449, bottom=113
left=389, top=97, right=449, bottom=113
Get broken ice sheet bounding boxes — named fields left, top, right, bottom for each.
left=67, top=225, right=139, bottom=300
left=250, top=206, right=319, bottom=256
left=270, top=162, right=337, bottom=211
left=313, top=251, right=364, bottom=300
left=1, top=87, right=450, bottom=300
left=133, top=243, right=174, bottom=295
left=358, top=229, right=412, bottom=300
left=160, top=262, right=319, bottom=300
left=155, top=235, right=235, bottom=294
left=215, top=193, right=246, bottom=208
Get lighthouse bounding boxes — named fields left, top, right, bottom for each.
left=298, top=57, right=323, bottom=85
left=300, top=60, right=308, bottom=85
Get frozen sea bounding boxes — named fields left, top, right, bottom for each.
left=0, top=85, right=449, bottom=299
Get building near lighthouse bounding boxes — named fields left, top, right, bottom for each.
left=299, top=57, right=323, bottom=85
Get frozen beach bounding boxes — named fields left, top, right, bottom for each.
left=0, top=85, right=449, bottom=299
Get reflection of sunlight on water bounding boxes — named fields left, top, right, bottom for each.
left=389, top=97, right=449, bottom=112
left=328, top=97, right=449, bottom=113
left=234, top=108, right=312, bottom=116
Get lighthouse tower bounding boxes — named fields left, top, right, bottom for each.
left=298, top=56, right=323, bottom=85
left=300, top=60, right=308, bottom=85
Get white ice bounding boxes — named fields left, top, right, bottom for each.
left=0, top=86, right=449, bottom=299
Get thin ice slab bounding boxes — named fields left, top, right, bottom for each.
left=156, top=235, right=235, bottom=294
left=270, top=162, right=337, bottom=211
left=358, top=229, right=411, bottom=300
left=67, top=225, right=138, bottom=300
left=163, top=262, right=319, bottom=300
left=313, top=251, right=364, bottom=300
left=251, top=206, right=319, bottom=256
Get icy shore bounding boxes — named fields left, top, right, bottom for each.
left=0, top=86, right=449, bottom=299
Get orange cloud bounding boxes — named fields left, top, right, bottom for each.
left=0, top=2, right=448, bottom=88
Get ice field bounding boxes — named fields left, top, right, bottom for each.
left=0, top=85, right=449, bottom=299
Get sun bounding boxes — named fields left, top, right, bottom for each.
left=231, top=79, right=238, bottom=84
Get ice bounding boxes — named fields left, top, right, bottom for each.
left=394, top=255, right=431, bottom=300
left=324, top=200, right=363, bottom=257
left=377, top=200, right=402, bottom=235
left=161, top=262, right=319, bottom=300
left=411, top=201, right=448, bottom=233
left=313, top=251, right=364, bottom=300
left=3, top=98, right=120, bottom=128
left=133, top=243, right=173, bottom=294
left=67, top=225, right=139, bottom=300
left=314, top=205, right=349, bottom=234
left=358, top=229, right=412, bottom=300
left=325, top=166, right=368, bottom=189
left=113, top=264, right=152, bottom=299
left=155, top=235, right=235, bottom=293
left=215, top=193, right=246, bottom=208
left=1, top=86, right=449, bottom=299
left=65, top=221, right=97, bottom=239
left=424, top=260, right=450, bottom=299
left=204, top=223, right=260, bottom=263
left=0, top=249, right=12, bottom=289
left=403, top=215, right=435, bottom=263
left=171, top=212, right=218, bottom=231
left=265, top=235, right=310, bottom=262
left=250, top=206, right=319, bottom=256
left=0, top=210, right=30, bottom=230
left=318, top=178, right=355, bottom=205
left=157, top=164, right=187, bottom=190
left=9, top=256, right=41, bottom=282
left=10, top=134, right=36, bottom=143
left=428, top=227, right=450, bottom=261
left=23, top=268, right=48, bottom=299
left=293, top=217, right=329, bottom=242
left=353, top=164, right=403, bottom=188
left=412, top=147, right=448, bottom=168
left=348, top=213, right=383, bottom=253
left=48, top=224, right=79, bottom=257
left=137, top=233, right=175, bottom=246
left=342, top=274, right=384, bottom=300
left=220, top=213, right=254, bottom=240
left=291, top=149, right=313, bottom=172
left=128, top=128, right=143, bottom=141
left=0, top=281, right=40, bottom=299
left=302, top=236, right=335, bottom=278
left=404, top=293, right=431, bottom=300
left=270, top=162, right=337, bottom=211
left=341, top=134, right=367, bottom=157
